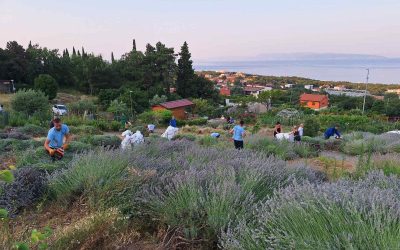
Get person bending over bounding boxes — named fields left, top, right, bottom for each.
left=44, top=118, right=71, bottom=160
left=324, top=125, right=341, bottom=139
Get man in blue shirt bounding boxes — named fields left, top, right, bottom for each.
left=324, top=125, right=341, bottom=139
left=44, top=118, right=71, bottom=159
left=170, top=116, right=177, bottom=128
left=230, top=120, right=245, bottom=149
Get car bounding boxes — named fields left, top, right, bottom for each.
left=52, top=104, right=68, bottom=116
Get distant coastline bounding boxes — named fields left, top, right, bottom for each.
left=194, top=56, right=400, bottom=85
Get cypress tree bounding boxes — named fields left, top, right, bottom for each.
left=65, top=48, right=70, bottom=57
left=82, top=46, right=86, bottom=58
left=72, top=47, right=76, bottom=56
left=132, top=39, right=137, bottom=51
left=28, top=41, right=32, bottom=49
left=176, top=41, right=195, bottom=98
left=77, top=50, right=81, bottom=57
left=111, top=52, right=115, bottom=63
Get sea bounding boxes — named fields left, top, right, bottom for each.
left=194, top=59, right=400, bottom=85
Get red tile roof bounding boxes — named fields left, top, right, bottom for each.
left=300, top=93, right=327, bottom=102
left=158, top=99, right=194, bottom=109
left=220, top=87, right=231, bottom=96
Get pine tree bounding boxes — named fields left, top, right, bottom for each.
left=132, top=39, right=136, bottom=51
left=176, top=41, right=195, bottom=98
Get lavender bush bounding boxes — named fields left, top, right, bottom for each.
left=48, top=149, right=137, bottom=208
left=247, top=136, right=318, bottom=160
left=371, top=153, right=400, bottom=176
left=130, top=140, right=323, bottom=246
left=342, top=132, right=400, bottom=155
left=221, top=171, right=400, bottom=249
left=0, top=167, right=46, bottom=215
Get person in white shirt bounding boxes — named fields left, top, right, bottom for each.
left=298, top=123, right=304, bottom=137
left=147, top=124, right=155, bottom=133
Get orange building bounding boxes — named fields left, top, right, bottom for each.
left=220, top=87, right=231, bottom=96
left=152, top=99, right=194, bottom=120
left=300, top=93, right=329, bottom=110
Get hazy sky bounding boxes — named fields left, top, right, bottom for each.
left=1, top=0, right=400, bottom=60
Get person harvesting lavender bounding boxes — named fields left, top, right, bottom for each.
left=230, top=120, right=246, bottom=149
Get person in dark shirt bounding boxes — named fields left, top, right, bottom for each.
left=324, top=125, right=341, bottom=139
left=169, top=116, right=177, bottom=128
left=274, top=122, right=282, bottom=138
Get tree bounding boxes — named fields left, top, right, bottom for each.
left=111, top=52, right=115, bottom=63
left=11, top=89, right=48, bottom=115
left=192, top=98, right=214, bottom=116
left=176, top=41, right=194, bottom=98
left=107, top=99, right=128, bottom=116
left=149, top=94, right=168, bottom=106
left=34, top=74, right=58, bottom=100
left=132, top=39, right=137, bottom=51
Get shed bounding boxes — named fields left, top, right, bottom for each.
left=152, top=99, right=194, bottom=120
left=0, top=80, right=13, bottom=94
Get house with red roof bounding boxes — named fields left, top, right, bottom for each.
left=300, top=93, right=329, bottom=110
left=152, top=99, right=194, bottom=120
left=220, top=87, right=231, bottom=96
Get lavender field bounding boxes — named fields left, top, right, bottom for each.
left=1, top=133, right=400, bottom=249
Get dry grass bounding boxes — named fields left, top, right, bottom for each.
left=53, top=92, right=97, bottom=105
left=0, top=93, right=13, bottom=109
left=9, top=198, right=149, bottom=249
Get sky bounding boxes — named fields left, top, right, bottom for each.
left=1, top=0, right=400, bottom=61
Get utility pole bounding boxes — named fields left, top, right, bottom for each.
left=362, top=68, right=370, bottom=115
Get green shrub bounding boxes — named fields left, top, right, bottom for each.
left=68, top=100, right=97, bottom=116
left=93, top=120, right=109, bottom=131
left=303, top=116, right=320, bottom=136
left=138, top=110, right=172, bottom=125
left=198, top=136, right=218, bottom=146
left=110, top=121, right=121, bottom=131
left=68, top=141, right=91, bottom=153
left=9, top=111, right=28, bottom=127
left=62, top=115, right=86, bottom=127
left=69, top=125, right=101, bottom=135
left=80, top=135, right=121, bottom=147
left=11, top=89, right=49, bottom=115
left=16, top=124, right=47, bottom=137
left=247, top=137, right=297, bottom=160
left=34, top=74, right=58, bottom=100
left=172, top=133, right=197, bottom=141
